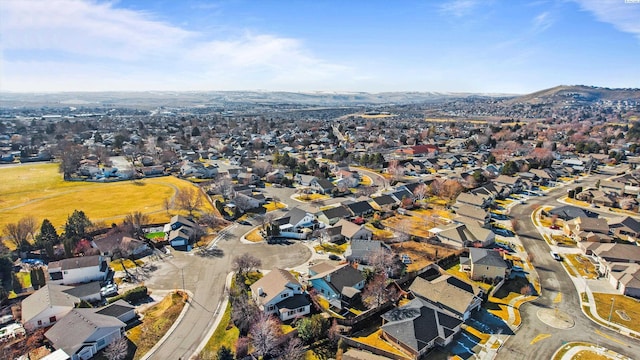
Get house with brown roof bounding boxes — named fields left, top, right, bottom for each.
left=581, top=242, right=640, bottom=279
left=564, top=217, right=611, bottom=242
left=462, top=248, right=510, bottom=281
left=454, top=204, right=491, bottom=227
left=608, top=216, right=640, bottom=241
left=334, top=219, right=373, bottom=241
left=435, top=223, right=495, bottom=249
left=250, top=268, right=311, bottom=321
left=607, top=263, right=640, bottom=299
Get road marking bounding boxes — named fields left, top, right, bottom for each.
left=530, top=333, right=551, bottom=345
left=595, top=329, right=628, bottom=346
left=554, top=292, right=562, bottom=303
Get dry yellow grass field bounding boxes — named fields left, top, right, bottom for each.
left=0, top=163, right=213, bottom=235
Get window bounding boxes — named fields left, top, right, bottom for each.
left=37, top=320, right=42, bottom=326
left=298, top=307, right=305, bottom=313
left=49, top=316, right=56, bottom=323
left=97, top=339, right=105, bottom=347
left=268, top=305, right=275, bottom=311
left=281, top=293, right=288, bottom=298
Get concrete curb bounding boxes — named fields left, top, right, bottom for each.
left=190, top=271, right=235, bottom=359
left=140, top=289, right=194, bottom=360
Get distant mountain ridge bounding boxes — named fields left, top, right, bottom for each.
left=506, top=85, right=640, bottom=105
left=1, top=85, right=638, bottom=108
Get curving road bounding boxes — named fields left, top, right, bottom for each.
left=142, top=220, right=311, bottom=360
left=498, top=175, right=640, bottom=359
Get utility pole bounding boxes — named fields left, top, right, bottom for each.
left=608, top=297, right=615, bottom=323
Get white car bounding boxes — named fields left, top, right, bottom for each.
left=101, top=284, right=118, bottom=297
left=550, top=251, right=562, bottom=261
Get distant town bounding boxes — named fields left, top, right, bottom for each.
left=1, top=84, right=640, bottom=360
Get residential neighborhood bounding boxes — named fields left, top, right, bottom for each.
left=1, top=87, right=640, bottom=360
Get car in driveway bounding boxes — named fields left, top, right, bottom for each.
left=329, top=254, right=341, bottom=261
left=550, top=251, right=562, bottom=261
left=238, top=220, right=252, bottom=226
left=101, top=284, right=118, bottom=297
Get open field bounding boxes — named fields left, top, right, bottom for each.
left=593, top=293, right=640, bottom=333
left=0, top=163, right=213, bottom=236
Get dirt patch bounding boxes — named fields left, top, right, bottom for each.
left=389, top=242, right=457, bottom=273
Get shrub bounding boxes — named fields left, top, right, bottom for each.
left=108, top=285, right=148, bottom=304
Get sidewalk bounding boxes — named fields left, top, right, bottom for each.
left=551, top=343, right=632, bottom=360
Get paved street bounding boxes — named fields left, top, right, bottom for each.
left=498, top=174, right=640, bottom=359
left=142, top=216, right=311, bottom=360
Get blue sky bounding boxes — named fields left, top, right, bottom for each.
left=1, top=0, right=639, bottom=93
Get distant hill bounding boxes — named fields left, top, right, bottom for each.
left=506, top=85, right=640, bottom=105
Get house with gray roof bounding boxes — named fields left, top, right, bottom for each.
left=409, top=272, right=483, bottom=321
left=250, top=268, right=311, bottom=321
left=436, top=222, right=495, bottom=249
left=318, top=205, right=353, bottom=225
left=608, top=216, right=640, bottom=241
left=309, top=263, right=365, bottom=310
left=47, top=255, right=108, bottom=285
left=21, top=284, right=80, bottom=331
left=462, top=248, right=510, bottom=281
left=45, top=309, right=125, bottom=360
left=275, top=207, right=317, bottom=237
left=380, top=297, right=463, bottom=358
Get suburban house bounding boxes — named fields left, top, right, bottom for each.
left=250, top=268, right=311, bottom=321
left=492, top=175, right=523, bottom=194
left=576, top=189, right=616, bottom=207
left=435, top=223, right=495, bottom=249
left=380, top=297, right=464, bottom=359
left=309, top=262, right=366, bottom=310
left=608, top=216, right=640, bottom=241
left=334, top=219, right=373, bottom=241
left=47, top=255, right=109, bottom=285
left=346, top=239, right=390, bottom=264
left=163, top=215, right=201, bottom=250
left=409, top=271, right=483, bottom=321
left=395, top=144, right=439, bottom=156
left=45, top=309, right=125, bottom=360
left=237, top=172, right=261, bottom=185
left=61, top=282, right=102, bottom=303
left=607, top=263, right=640, bottom=299
left=21, top=285, right=79, bottom=331
left=95, top=299, right=137, bottom=323
left=461, top=248, right=510, bottom=281
left=580, top=242, right=640, bottom=278
left=547, top=205, right=597, bottom=221
left=454, top=204, right=491, bottom=227
left=275, top=207, right=318, bottom=237
left=600, top=180, right=626, bottom=196
left=564, top=217, right=612, bottom=242
left=318, top=205, right=353, bottom=226
left=334, top=169, right=361, bottom=188
left=530, top=168, right=555, bottom=186
left=371, top=195, right=398, bottom=211
left=345, top=200, right=375, bottom=217
left=92, top=232, right=151, bottom=259
left=294, top=174, right=316, bottom=187
left=453, top=192, right=492, bottom=210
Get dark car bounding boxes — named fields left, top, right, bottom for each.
left=238, top=220, right=252, bottom=226
left=329, top=254, right=341, bottom=261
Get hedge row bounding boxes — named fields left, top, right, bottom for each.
left=107, top=285, right=148, bottom=304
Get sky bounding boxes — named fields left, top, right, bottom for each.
left=1, top=0, right=639, bottom=94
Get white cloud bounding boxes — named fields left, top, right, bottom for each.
left=572, top=0, right=640, bottom=41
left=0, top=0, right=352, bottom=91
left=439, top=0, right=479, bottom=17
left=531, top=11, right=553, bottom=33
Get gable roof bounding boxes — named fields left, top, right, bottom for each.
left=282, top=207, right=311, bottom=227
left=170, top=215, right=196, bottom=228
left=469, top=248, right=508, bottom=268
left=45, top=309, right=125, bottom=356
left=313, top=178, right=336, bottom=190
left=95, top=299, right=136, bottom=318
left=455, top=204, right=489, bottom=221
left=55, top=255, right=103, bottom=271
left=569, top=217, right=609, bottom=234
left=455, top=192, right=487, bottom=207
left=310, top=263, right=364, bottom=295
left=346, top=200, right=374, bottom=215
left=372, top=195, right=397, bottom=206
left=61, top=281, right=101, bottom=300
left=609, top=216, right=640, bottom=234
left=93, top=232, right=147, bottom=254
left=335, top=219, right=368, bottom=239
left=548, top=205, right=598, bottom=220
left=409, top=274, right=481, bottom=318
left=21, top=285, right=79, bottom=324
left=381, top=297, right=462, bottom=354
left=250, top=268, right=301, bottom=307
left=348, top=239, right=387, bottom=262
left=438, top=223, right=493, bottom=245
left=493, top=175, right=520, bottom=186
left=322, top=205, right=353, bottom=220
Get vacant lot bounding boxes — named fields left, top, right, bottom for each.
left=593, top=293, right=640, bottom=332
left=390, top=241, right=457, bottom=273
left=0, top=163, right=213, bottom=234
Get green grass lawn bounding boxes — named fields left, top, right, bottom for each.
left=15, top=272, right=32, bottom=289
left=201, top=302, right=239, bottom=356
left=145, top=231, right=165, bottom=240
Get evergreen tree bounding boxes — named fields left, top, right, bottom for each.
left=35, top=219, right=59, bottom=258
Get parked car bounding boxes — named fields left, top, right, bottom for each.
left=101, top=284, right=118, bottom=297
left=550, top=251, right=562, bottom=261
left=238, top=220, right=252, bottom=226
left=329, top=254, right=341, bottom=261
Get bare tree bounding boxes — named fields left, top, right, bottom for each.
left=277, top=337, right=305, bottom=360
left=123, top=211, right=149, bottom=238
left=201, top=212, right=226, bottom=230
left=4, top=216, right=37, bottom=251
left=175, top=187, right=203, bottom=216
left=387, top=159, right=404, bottom=181
left=362, top=273, right=398, bottom=309
left=413, top=183, right=429, bottom=202
left=103, top=337, right=128, bottom=360
left=366, top=247, right=395, bottom=275
left=232, top=253, right=262, bottom=277
left=250, top=312, right=283, bottom=358
left=163, top=198, right=172, bottom=215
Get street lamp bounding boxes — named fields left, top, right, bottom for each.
left=608, top=297, right=615, bottom=323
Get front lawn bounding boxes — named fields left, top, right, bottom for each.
left=127, top=291, right=188, bottom=360
left=563, top=197, right=590, bottom=207
left=593, top=293, right=640, bottom=333
left=564, top=254, right=597, bottom=279
left=264, top=201, right=286, bottom=212
left=15, top=271, right=32, bottom=289
left=244, top=228, right=264, bottom=242
left=350, top=329, right=410, bottom=358
left=201, top=302, right=239, bottom=357
left=365, top=223, right=394, bottom=240
left=110, top=259, right=144, bottom=272
left=145, top=231, right=165, bottom=240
